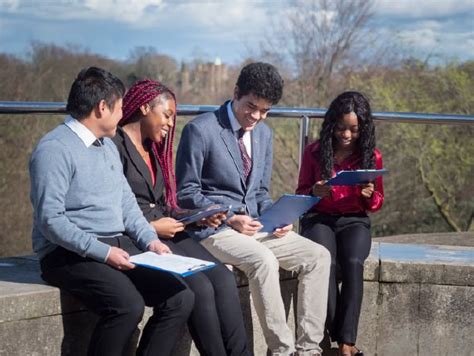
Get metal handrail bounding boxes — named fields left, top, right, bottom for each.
left=2, top=101, right=473, bottom=169
left=1, top=101, right=473, bottom=125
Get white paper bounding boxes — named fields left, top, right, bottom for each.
left=129, top=252, right=216, bottom=277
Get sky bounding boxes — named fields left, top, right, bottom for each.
left=0, top=0, right=473, bottom=65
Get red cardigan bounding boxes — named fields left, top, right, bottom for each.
left=296, top=141, right=384, bottom=215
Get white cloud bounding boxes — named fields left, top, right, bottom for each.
left=0, top=0, right=266, bottom=30
left=83, top=0, right=164, bottom=23
left=0, top=0, right=165, bottom=25
left=160, top=0, right=266, bottom=30
left=398, top=28, right=439, bottom=49
left=395, top=26, right=474, bottom=59
left=375, top=0, right=474, bottom=18
left=1, top=0, right=472, bottom=62
left=0, top=0, right=20, bottom=10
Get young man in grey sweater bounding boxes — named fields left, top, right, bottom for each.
left=29, top=67, right=194, bottom=356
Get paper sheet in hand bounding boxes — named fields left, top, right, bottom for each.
left=177, top=205, right=231, bottom=224
left=130, top=252, right=216, bottom=277
left=325, top=169, right=388, bottom=186
left=257, top=194, right=321, bottom=233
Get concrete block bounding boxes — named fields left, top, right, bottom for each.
left=379, top=243, right=474, bottom=285
left=363, top=242, right=380, bottom=282
left=356, top=281, right=379, bottom=355
left=375, top=232, right=474, bottom=247
left=2, top=237, right=473, bottom=356
left=418, top=284, right=474, bottom=356
left=0, top=257, right=85, bottom=323
left=0, top=312, right=97, bottom=356
left=377, top=283, right=420, bottom=356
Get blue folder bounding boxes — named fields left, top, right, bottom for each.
left=130, top=252, right=216, bottom=277
left=257, top=194, right=321, bottom=233
left=325, top=169, right=388, bottom=186
left=178, top=205, right=231, bottom=224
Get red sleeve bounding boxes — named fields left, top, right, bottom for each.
left=364, top=148, right=384, bottom=212
left=296, top=143, right=318, bottom=195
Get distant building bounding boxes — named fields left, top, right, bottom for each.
left=177, top=57, right=229, bottom=96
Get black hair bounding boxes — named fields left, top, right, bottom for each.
left=236, top=62, right=283, bottom=104
left=66, top=66, right=125, bottom=120
left=319, top=91, right=376, bottom=179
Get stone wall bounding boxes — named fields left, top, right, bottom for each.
left=0, top=237, right=472, bottom=356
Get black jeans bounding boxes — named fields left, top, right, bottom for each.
left=301, top=213, right=371, bottom=345
left=163, top=232, right=251, bottom=356
left=40, top=236, right=194, bottom=356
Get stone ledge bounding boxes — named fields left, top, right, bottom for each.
left=0, top=238, right=473, bottom=356
left=379, top=242, right=474, bottom=285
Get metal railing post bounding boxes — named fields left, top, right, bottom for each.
left=296, top=115, right=310, bottom=234
left=298, top=115, right=310, bottom=171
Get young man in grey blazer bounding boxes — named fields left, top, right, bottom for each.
left=176, top=62, right=331, bottom=356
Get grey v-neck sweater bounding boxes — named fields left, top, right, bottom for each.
left=30, top=123, right=157, bottom=262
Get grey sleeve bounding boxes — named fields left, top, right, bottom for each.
left=29, top=142, right=111, bottom=262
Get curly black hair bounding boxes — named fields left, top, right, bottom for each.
left=235, top=62, right=284, bottom=105
left=319, top=91, right=376, bottom=179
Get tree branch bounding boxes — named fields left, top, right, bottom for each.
left=417, top=155, right=462, bottom=232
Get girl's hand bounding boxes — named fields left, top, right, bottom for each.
left=360, top=182, right=374, bottom=198
left=312, top=180, right=332, bottom=198
left=148, top=240, right=172, bottom=254
left=151, top=217, right=185, bottom=239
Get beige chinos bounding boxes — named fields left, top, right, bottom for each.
left=201, top=228, right=331, bottom=356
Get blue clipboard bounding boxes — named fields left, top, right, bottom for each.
left=130, top=252, right=217, bottom=277
left=257, top=194, right=321, bottom=233
left=325, top=169, right=388, bottom=186
left=178, top=205, right=231, bottom=224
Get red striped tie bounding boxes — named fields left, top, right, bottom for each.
left=238, top=129, right=252, bottom=182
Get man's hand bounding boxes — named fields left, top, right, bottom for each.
left=148, top=240, right=172, bottom=254
left=106, top=246, right=135, bottom=270
left=360, top=182, right=374, bottom=199
left=197, top=212, right=227, bottom=228
left=226, top=215, right=262, bottom=236
left=273, top=224, right=293, bottom=238
left=150, top=217, right=185, bottom=239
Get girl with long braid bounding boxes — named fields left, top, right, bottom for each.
left=296, top=91, right=384, bottom=356
left=112, top=79, right=250, bottom=356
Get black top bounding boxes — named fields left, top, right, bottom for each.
left=112, top=127, right=167, bottom=222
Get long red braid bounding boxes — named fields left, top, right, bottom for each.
left=119, top=79, right=178, bottom=209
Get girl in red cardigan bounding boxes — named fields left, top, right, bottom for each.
left=296, top=91, right=384, bottom=356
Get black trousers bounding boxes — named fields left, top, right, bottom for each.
left=40, top=236, right=194, bottom=356
left=301, top=213, right=371, bottom=345
left=163, top=232, right=251, bottom=356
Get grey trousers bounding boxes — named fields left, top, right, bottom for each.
left=201, top=228, right=331, bottom=356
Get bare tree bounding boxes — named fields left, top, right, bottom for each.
left=261, top=0, right=375, bottom=106
left=127, top=47, right=178, bottom=88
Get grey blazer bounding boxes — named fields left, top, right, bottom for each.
left=176, top=101, right=273, bottom=240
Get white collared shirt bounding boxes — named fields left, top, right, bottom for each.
left=64, top=115, right=99, bottom=147
left=227, top=101, right=252, bottom=157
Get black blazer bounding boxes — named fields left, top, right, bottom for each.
left=112, top=127, right=167, bottom=222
